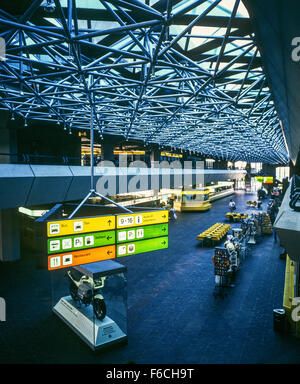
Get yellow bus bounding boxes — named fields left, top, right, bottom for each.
left=173, top=189, right=212, bottom=212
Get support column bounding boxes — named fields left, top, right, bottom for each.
left=101, top=137, right=115, bottom=162
left=182, top=151, right=189, bottom=163
left=150, top=148, right=160, bottom=168
left=213, top=159, right=227, bottom=169
left=0, top=111, right=20, bottom=261
left=218, top=159, right=228, bottom=170
left=0, top=111, right=17, bottom=164
left=245, top=162, right=251, bottom=191
left=290, top=153, right=300, bottom=177
left=0, top=209, right=20, bottom=262
left=262, top=163, right=276, bottom=194
left=234, top=179, right=237, bottom=190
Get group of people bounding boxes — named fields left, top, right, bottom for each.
left=167, top=194, right=280, bottom=236
left=228, top=197, right=279, bottom=241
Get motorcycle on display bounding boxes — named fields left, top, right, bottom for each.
left=241, top=216, right=257, bottom=245
left=67, top=270, right=107, bottom=320
left=224, top=236, right=240, bottom=273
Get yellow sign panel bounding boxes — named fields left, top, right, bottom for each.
left=181, top=190, right=210, bottom=195
left=161, top=152, right=183, bottom=158
left=47, top=216, right=115, bottom=237
left=116, top=210, right=168, bottom=229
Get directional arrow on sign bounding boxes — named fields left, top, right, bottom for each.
left=162, top=227, right=167, bottom=232
left=107, top=250, right=113, bottom=255
left=107, top=219, right=112, bottom=226
left=162, top=241, right=166, bottom=245
left=107, top=235, right=112, bottom=240
left=162, top=214, right=167, bottom=219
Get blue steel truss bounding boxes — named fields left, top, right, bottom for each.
left=0, top=0, right=289, bottom=164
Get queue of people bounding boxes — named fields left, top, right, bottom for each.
left=227, top=195, right=280, bottom=242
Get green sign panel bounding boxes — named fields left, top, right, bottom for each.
left=255, top=176, right=273, bottom=183
left=116, top=223, right=168, bottom=243
left=47, top=230, right=115, bottom=254
left=255, top=176, right=264, bottom=182
left=117, top=236, right=168, bottom=257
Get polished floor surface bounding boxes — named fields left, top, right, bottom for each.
left=0, top=191, right=299, bottom=364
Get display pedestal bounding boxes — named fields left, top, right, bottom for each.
left=53, top=296, right=127, bottom=351
left=247, top=234, right=256, bottom=244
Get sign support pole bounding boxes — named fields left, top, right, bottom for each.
left=69, top=81, right=132, bottom=219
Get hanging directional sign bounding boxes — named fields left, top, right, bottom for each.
left=42, top=208, right=169, bottom=270
left=116, top=223, right=168, bottom=243
left=116, top=237, right=168, bottom=258
left=116, top=211, right=168, bottom=229
left=255, top=176, right=273, bottom=184
left=47, top=215, right=115, bottom=237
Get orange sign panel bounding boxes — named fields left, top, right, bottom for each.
left=47, top=245, right=115, bottom=270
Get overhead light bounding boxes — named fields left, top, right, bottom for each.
left=42, top=0, right=55, bottom=13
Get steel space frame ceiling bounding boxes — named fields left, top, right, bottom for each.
left=0, top=0, right=289, bottom=164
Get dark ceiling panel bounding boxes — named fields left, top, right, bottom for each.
left=0, top=0, right=288, bottom=164
left=244, top=0, right=300, bottom=164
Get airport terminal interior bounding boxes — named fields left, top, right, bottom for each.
left=1, top=0, right=300, bottom=365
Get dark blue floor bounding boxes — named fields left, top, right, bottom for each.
left=1, top=191, right=300, bottom=364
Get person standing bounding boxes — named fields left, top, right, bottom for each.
left=228, top=199, right=236, bottom=212
left=268, top=199, right=279, bottom=241
left=169, top=207, right=177, bottom=221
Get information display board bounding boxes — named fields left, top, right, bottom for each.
left=213, top=247, right=230, bottom=276
left=264, top=176, right=273, bottom=184
left=115, top=211, right=168, bottom=257
left=44, top=209, right=169, bottom=270
left=255, top=176, right=273, bottom=184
